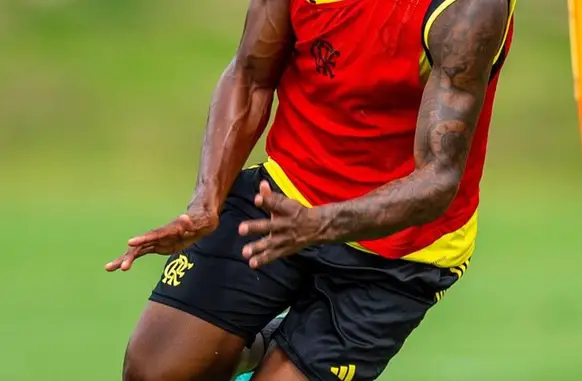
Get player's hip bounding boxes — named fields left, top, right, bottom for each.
left=150, top=166, right=470, bottom=380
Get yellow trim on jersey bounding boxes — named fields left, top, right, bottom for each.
left=423, top=0, right=516, bottom=67
left=419, top=51, right=432, bottom=81
left=263, top=158, right=312, bottom=207
left=263, top=157, right=477, bottom=268
left=402, top=213, right=476, bottom=267
left=423, top=0, right=458, bottom=51
left=495, top=0, right=517, bottom=64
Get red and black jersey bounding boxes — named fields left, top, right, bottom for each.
left=264, top=0, right=516, bottom=267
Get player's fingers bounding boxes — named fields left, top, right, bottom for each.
left=128, top=215, right=197, bottom=247
left=119, top=245, right=156, bottom=271
left=104, top=245, right=154, bottom=273
left=255, top=181, right=277, bottom=208
left=257, top=192, right=288, bottom=214
left=247, top=235, right=294, bottom=268
left=131, top=244, right=157, bottom=258
left=127, top=222, right=180, bottom=247
left=241, top=236, right=271, bottom=259
left=238, top=219, right=273, bottom=236
left=259, top=180, right=273, bottom=197
left=248, top=249, right=284, bottom=269
left=120, top=253, right=135, bottom=271
left=104, top=249, right=136, bottom=272
left=128, top=230, right=163, bottom=247
left=104, top=257, right=124, bottom=272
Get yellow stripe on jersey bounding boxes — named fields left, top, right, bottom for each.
left=494, top=0, right=517, bottom=63
left=263, top=158, right=312, bottom=207
left=423, top=0, right=516, bottom=67
left=423, top=0, right=458, bottom=51
left=263, top=157, right=477, bottom=268
left=401, top=214, right=476, bottom=267
left=419, top=51, right=432, bottom=82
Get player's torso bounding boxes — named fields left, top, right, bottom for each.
left=269, top=0, right=435, bottom=202
left=266, top=0, right=515, bottom=263
left=287, top=0, right=429, bottom=123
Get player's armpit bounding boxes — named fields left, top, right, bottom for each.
left=194, top=0, right=294, bottom=214
left=310, top=0, right=509, bottom=244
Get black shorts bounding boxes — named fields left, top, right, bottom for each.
left=150, top=166, right=461, bottom=381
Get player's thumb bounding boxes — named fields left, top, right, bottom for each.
left=260, top=192, right=287, bottom=214
left=259, top=180, right=273, bottom=198
left=178, top=214, right=200, bottom=234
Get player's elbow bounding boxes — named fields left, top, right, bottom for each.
left=416, top=170, right=461, bottom=225
left=232, top=53, right=281, bottom=91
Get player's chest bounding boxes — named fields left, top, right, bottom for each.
left=288, top=0, right=432, bottom=106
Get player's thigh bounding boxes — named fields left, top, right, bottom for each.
left=124, top=301, right=246, bottom=381
left=274, top=245, right=460, bottom=381
left=250, top=346, right=308, bottom=381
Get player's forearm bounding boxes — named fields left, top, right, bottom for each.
left=191, top=61, right=275, bottom=214
left=313, top=164, right=461, bottom=243
left=189, top=0, right=293, bottom=215
left=311, top=82, right=480, bottom=243
left=314, top=70, right=486, bottom=243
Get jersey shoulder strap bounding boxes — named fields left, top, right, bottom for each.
left=421, top=0, right=516, bottom=71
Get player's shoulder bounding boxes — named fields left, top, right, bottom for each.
left=423, top=0, right=512, bottom=49
left=423, top=0, right=511, bottom=32
left=425, top=0, right=510, bottom=14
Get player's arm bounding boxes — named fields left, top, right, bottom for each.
left=105, top=0, right=293, bottom=272
left=312, top=0, right=508, bottom=243
left=192, top=0, right=293, bottom=217
left=313, top=0, right=508, bottom=243
left=238, top=0, right=509, bottom=268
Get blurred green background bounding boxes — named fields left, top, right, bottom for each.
left=1, top=1, right=581, bottom=380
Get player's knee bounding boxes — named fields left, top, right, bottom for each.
left=122, top=344, right=185, bottom=381
left=122, top=360, right=149, bottom=381
left=122, top=302, right=246, bottom=381
left=122, top=348, right=165, bottom=381
left=251, top=347, right=307, bottom=381
left=122, top=339, right=237, bottom=381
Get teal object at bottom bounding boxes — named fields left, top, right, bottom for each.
left=235, top=372, right=253, bottom=381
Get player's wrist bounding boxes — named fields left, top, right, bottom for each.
left=308, top=206, right=338, bottom=245
left=186, top=196, right=220, bottom=231
left=188, top=189, right=220, bottom=213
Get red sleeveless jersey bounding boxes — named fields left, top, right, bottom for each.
left=264, top=0, right=516, bottom=267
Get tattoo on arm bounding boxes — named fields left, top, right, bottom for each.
left=315, top=0, right=508, bottom=243
left=192, top=0, right=293, bottom=214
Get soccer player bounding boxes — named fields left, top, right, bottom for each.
left=106, top=0, right=516, bottom=380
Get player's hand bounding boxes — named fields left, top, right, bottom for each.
left=105, top=207, right=219, bottom=272
left=238, top=181, right=321, bottom=269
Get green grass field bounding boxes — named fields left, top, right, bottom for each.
left=1, top=1, right=581, bottom=380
